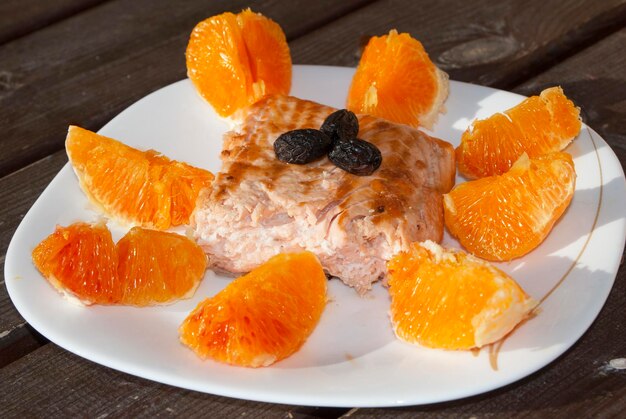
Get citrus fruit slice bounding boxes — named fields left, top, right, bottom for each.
left=116, top=227, right=207, bottom=305
left=186, top=8, right=291, bottom=118
left=237, top=9, right=291, bottom=100
left=444, top=152, right=576, bottom=261
left=32, top=222, right=120, bottom=305
left=456, top=86, right=581, bottom=179
left=388, top=241, right=536, bottom=350
left=65, top=125, right=214, bottom=230
left=346, top=29, right=449, bottom=129
left=32, top=222, right=207, bottom=306
left=179, top=252, right=327, bottom=367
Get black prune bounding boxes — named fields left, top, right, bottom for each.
left=274, top=129, right=332, bottom=164
left=328, top=138, right=382, bottom=176
left=320, top=109, right=359, bottom=144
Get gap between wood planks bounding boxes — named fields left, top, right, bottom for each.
left=0, top=0, right=378, bottom=48
left=282, top=0, right=379, bottom=40
left=0, top=0, right=111, bottom=46
left=499, top=4, right=626, bottom=90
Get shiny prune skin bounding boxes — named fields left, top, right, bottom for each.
left=328, top=138, right=382, bottom=176
left=274, top=129, right=332, bottom=164
left=320, top=109, right=359, bottom=144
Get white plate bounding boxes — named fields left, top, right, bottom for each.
left=5, top=65, right=626, bottom=407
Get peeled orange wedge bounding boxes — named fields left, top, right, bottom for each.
left=186, top=8, right=291, bottom=117
left=444, top=152, right=576, bottom=261
left=347, top=29, right=448, bottom=129
left=179, top=252, right=327, bottom=367
left=32, top=222, right=207, bottom=306
left=388, top=241, right=536, bottom=350
left=456, top=87, right=581, bottom=179
left=65, top=126, right=214, bottom=230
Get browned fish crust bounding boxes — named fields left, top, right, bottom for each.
left=193, top=95, right=455, bottom=293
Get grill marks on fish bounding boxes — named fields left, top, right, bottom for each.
left=193, top=95, right=455, bottom=292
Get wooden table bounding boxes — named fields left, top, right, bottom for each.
left=1, top=0, right=625, bottom=416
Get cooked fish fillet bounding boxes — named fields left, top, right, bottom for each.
left=192, top=95, right=455, bottom=293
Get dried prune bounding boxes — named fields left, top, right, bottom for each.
left=328, top=138, right=382, bottom=176
left=274, top=129, right=332, bottom=164
left=320, top=109, right=359, bottom=143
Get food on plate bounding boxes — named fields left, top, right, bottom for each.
left=444, top=152, right=576, bottom=261
left=65, top=125, right=214, bottom=230
left=33, top=223, right=117, bottom=305
left=388, top=241, right=536, bottom=350
left=322, top=109, right=383, bottom=176
left=115, top=227, right=206, bottom=305
left=32, top=222, right=206, bottom=306
left=179, top=252, right=327, bottom=367
left=456, top=86, right=581, bottom=179
left=347, top=29, right=449, bottom=130
left=320, top=109, right=359, bottom=143
left=274, top=109, right=383, bottom=175
left=192, top=94, right=456, bottom=293
left=328, top=137, right=382, bottom=176
left=186, top=8, right=291, bottom=118
left=274, top=129, right=333, bottom=164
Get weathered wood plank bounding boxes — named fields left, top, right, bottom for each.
left=0, top=151, right=65, bottom=362
left=0, top=0, right=373, bottom=178
left=0, top=344, right=348, bottom=418
left=0, top=0, right=108, bottom=45
left=0, top=324, right=46, bottom=368
left=290, top=0, right=626, bottom=88
left=0, top=152, right=67, bottom=344
left=348, top=28, right=626, bottom=419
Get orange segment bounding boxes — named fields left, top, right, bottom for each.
left=456, top=87, right=581, bottom=178
left=65, top=126, right=214, bottom=230
left=116, top=227, right=207, bottom=305
left=186, top=12, right=252, bottom=117
left=347, top=30, right=448, bottom=129
left=444, top=152, right=576, bottom=261
left=237, top=9, right=291, bottom=98
left=388, top=241, right=536, bottom=350
left=186, top=9, right=291, bottom=117
left=179, top=252, right=327, bottom=367
left=32, top=223, right=120, bottom=304
left=32, top=223, right=207, bottom=306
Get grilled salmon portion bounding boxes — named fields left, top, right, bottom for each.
left=192, top=95, right=455, bottom=293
